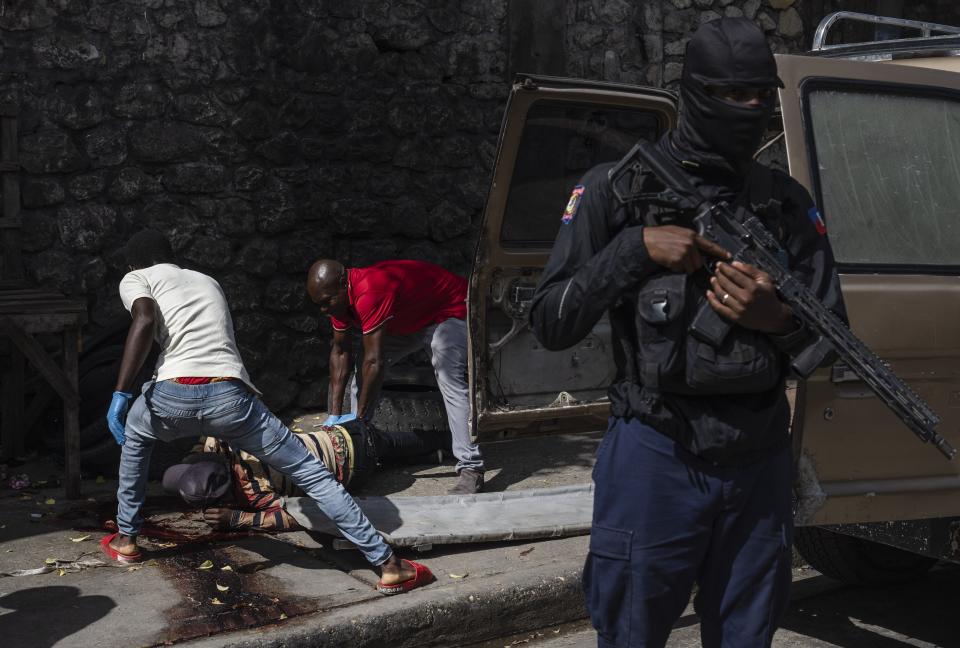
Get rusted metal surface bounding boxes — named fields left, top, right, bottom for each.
left=794, top=450, right=828, bottom=526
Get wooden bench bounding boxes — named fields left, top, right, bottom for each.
left=0, top=104, right=88, bottom=498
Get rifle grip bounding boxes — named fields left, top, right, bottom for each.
left=791, top=337, right=835, bottom=378
left=688, top=302, right=731, bottom=347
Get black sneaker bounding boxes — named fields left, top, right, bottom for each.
left=449, top=468, right=484, bottom=495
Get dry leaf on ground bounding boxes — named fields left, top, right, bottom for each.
left=198, top=560, right=214, bottom=570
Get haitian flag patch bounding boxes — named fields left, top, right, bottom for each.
left=807, top=207, right=827, bottom=235
left=562, top=185, right=585, bottom=224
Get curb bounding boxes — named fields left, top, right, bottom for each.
left=183, top=559, right=587, bottom=648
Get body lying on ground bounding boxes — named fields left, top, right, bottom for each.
left=162, top=417, right=450, bottom=532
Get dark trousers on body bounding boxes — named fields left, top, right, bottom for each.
left=584, top=417, right=793, bottom=648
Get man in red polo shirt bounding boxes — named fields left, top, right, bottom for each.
left=307, top=259, right=485, bottom=494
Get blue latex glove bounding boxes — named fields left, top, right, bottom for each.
left=107, top=391, right=134, bottom=445
left=322, top=413, right=358, bottom=426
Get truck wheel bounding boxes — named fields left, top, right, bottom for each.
left=370, top=389, right=451, bottom=440
left=794, top=526, right=937, bottom=586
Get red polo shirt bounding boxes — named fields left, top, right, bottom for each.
left=330, top=260, right=467, bottom=336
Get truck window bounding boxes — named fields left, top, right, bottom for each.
left=499, top=101, right=662, bottom=248
left=805, top=84, right=960, bottom=269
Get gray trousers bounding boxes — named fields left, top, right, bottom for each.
left=345, top=318, right=484, bottom=473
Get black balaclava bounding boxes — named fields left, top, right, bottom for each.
left=669, top=18, right=783, bottom=178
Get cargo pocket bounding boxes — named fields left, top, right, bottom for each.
left=584, top=525, right=633, bottom=644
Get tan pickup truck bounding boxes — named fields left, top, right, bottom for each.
left=467, top=11, right=960, bottom=585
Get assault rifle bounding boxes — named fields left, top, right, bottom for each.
left=608, top=141, right=956, bottom=460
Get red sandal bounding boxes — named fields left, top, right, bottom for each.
left=99, top=532, right=143, bottom=564
left=377, top=559, right=434, bottom=595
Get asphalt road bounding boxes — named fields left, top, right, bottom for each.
left=484, top=564, right=960, bottom=648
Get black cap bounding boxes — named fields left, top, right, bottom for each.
left=684, top=18, right=784, bottom=88
left=162, top=460, right=231, bottom=507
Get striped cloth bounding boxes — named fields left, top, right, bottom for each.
left=199, top=425, right=355, bottom=531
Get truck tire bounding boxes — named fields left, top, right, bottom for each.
left=370, top=389, right=451, bottom=440
left=794, top=526, right=937, bottom=586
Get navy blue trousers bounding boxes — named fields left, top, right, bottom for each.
left=583, top=417, right=793, bottom=648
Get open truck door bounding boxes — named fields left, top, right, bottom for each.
left=467, top=75, right=676, bottom=443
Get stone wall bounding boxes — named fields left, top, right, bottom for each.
left=3, top=0, right=510, bottom=411
left=3, top=0, right=957, bottom=413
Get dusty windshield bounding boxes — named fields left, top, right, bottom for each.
left=806, top=85, right=960, bottom=267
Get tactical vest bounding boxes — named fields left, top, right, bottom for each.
left=622, top=164, right=789, bottom=396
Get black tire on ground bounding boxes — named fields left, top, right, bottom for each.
left=41, top=339, right=185, bottom=480
left=42, top=344, right=127, bottom=451
left=794, top=525, right=937, bottom=587
left=78, top=433, right=199, bottom=482
left=369, top=389, right=451, bottom=439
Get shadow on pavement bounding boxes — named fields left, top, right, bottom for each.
left=0, top=586, right=116, bottom=648
left=350, top=431, right=601, bottom=498
left=779, top=566, right=960, bottom=647
left=481, top=432, right=601, bottom=493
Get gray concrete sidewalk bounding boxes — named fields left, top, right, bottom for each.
left=0, top=433, right=601, bottom=648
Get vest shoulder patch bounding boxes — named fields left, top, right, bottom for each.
left=562, top=185, right=585, bottom=224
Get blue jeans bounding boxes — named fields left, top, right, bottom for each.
left=345, top=318, right=484, bottom=473
left=116, top=379, right=393, bottom=566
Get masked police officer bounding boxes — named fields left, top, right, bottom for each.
left=530, top=19, right=845, bottom=648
